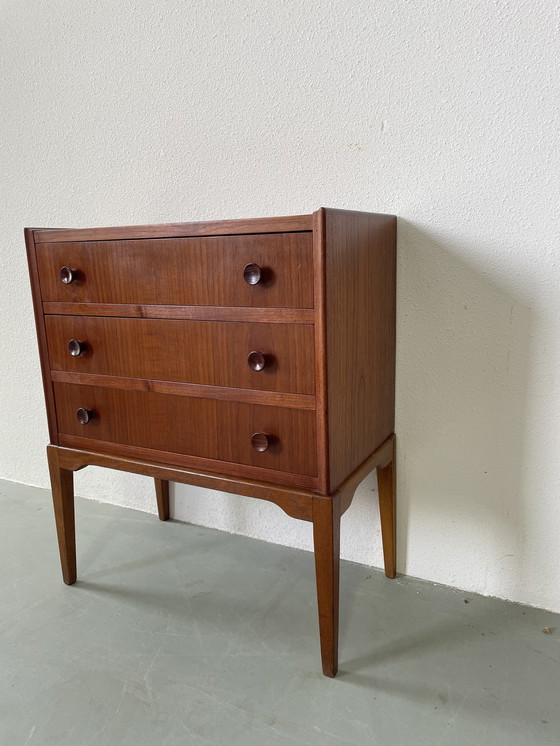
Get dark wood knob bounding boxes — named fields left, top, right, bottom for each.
left=76, top=408, right=93, bottom=425
left=67, top=339, right=86, bottom=357
left=243, top=263, right=262, bottom=285
left=247, top=350, right=267, bottom=371
left=251, top=432, right=272, bottom=452
left=59, top=266, right=77, bottom=284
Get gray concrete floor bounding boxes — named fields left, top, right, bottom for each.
left=0, top=479, right=559, bottom=746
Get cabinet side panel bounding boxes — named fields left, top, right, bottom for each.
left=325, top=210, right=396, bottom=492
left=25, top=229, right=59, bottom=443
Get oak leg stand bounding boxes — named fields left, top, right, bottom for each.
left=312, top=494, right=341, bottom=677
left=47, top=446, right=77, bottom=586
left=312, top=438, right=397, bottom=676
left=377, top=436, right=397, bottom=579
left=45, top=434, right=396, bottom=676
left=155, top=478, right=170, bottom=521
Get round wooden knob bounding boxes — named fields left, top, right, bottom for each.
left=76, top=408, right=93, bottom=425
left=251, top=432, right=271, bottom=452
left=67, top=339, right=86, bottom=357
left=243, top=263, right=262, bottom=285
left=59, top=266, right=77, bottom=284
left=247, top=350, right=267, bottom=371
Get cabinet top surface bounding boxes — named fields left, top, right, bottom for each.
left=27, top=208, right=396, bottom=244
left=29, top=214, right=314, bottom=244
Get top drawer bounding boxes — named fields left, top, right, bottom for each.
left=36, top=233, right=313, bottom=308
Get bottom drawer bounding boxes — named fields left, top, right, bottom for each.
left=53, top=383, right=317, bottom=477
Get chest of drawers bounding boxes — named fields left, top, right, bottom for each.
left=26, top=208, right=397, bottom=677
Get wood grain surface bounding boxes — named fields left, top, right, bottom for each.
left=36, top=233, right=313, bottom=308
left=52, top=445, right=316, bottom=521
left=42, top=303, right=314, bottom=324
left=154, top=478, right=170, bottom=521
left=58, top=435, right=319, bottom=491
left=45, top=315, right=315, bottom=394
left=312, top=208, right=329, bottom=493
left=50, top=371, right=316, bottom=410
left=33, top=214, right=313, bottom=243
left=322, top=209, right=397, bottom=492
left=53, top=382, right=317, bottom=477
left=312, top=493, right=341, bottom=677
left=47, top=446, right=76, bottom=584
left=25, top=229, right=59, bottom=442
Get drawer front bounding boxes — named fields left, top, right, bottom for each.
left=37, top=233, right=313, bottom=308
left=46, top=316, right=315, bottom=394
left=53, top=383, right=317, bottom=476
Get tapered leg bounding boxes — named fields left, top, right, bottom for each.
left=377, top=437, right=396, bottom=579
left=47, top=446, right=77, bottom=585
left=312, top=494, right=341, bottom=677
left=155, top=478, right=170, bottom=520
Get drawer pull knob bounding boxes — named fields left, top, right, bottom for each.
left=243, top=263, right=262, bottom=285
left=251, top=432, right=272, bottom=452
left=247, top=350, right=267, bottom=371
left=76, top=408, right=93, bottom=425
left=59, top=266, right=77, bottom=284
left=67, top=339, right=86, bottom=357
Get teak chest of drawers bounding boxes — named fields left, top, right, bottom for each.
left=26, top=208, right=397, bottom=677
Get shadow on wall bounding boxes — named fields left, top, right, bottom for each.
left=169, top=217, right=535, bottom=605
left=396, top=219, right=532, bottom=598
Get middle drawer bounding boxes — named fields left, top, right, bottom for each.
left=45, top=315, right=315, bottom=395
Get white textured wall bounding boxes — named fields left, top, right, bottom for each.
left=2, top=1, right=559, bottom=611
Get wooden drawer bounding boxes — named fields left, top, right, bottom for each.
left=45, top=316, right=315, bottom=395
left=36, top=233, right=313, bottom=308
left=53, top=383, right=317, bottom=477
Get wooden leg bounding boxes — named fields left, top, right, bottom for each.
left=47, top=446, right=77, bottom=585
left=155, top=478, right=170, bottom=520
left=377, top=437, right=396, bottom=579
left=312, top=494, right=341, bottom=677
